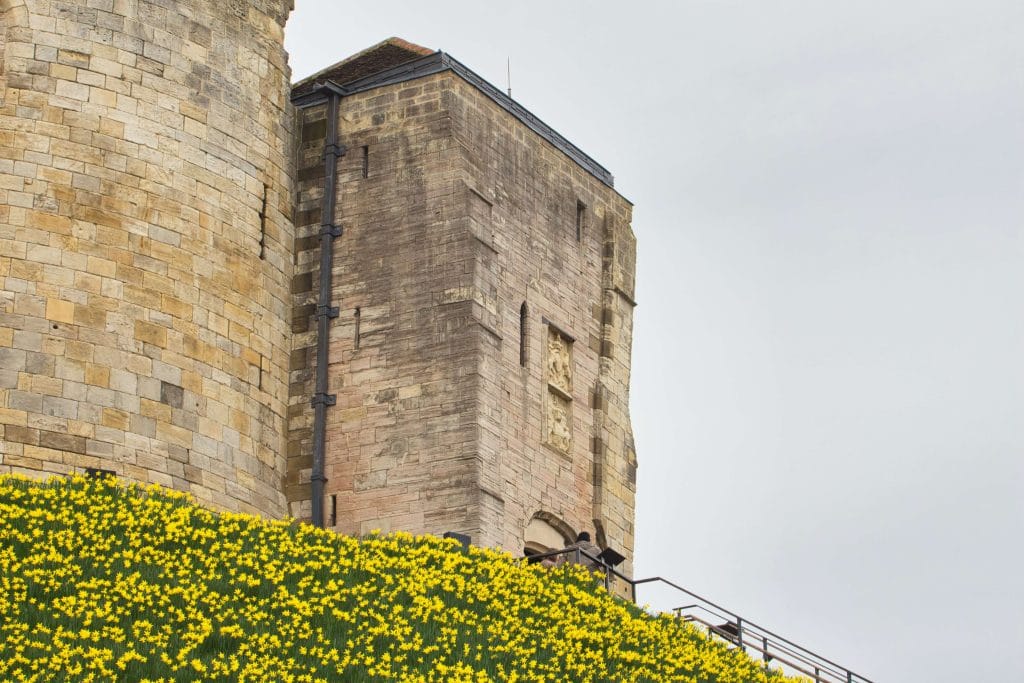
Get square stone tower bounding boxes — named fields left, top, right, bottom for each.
left=288, top=39, right=638, bottom=570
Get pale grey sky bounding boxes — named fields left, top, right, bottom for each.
left=286, top=2, right=1024, bottom=681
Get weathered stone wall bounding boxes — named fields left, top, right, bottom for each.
left=0, top=0, right=295, bottom=517
left=446, top=77, right=638, bottom=569
left=288, top=73, right=481, bottom=537
left=290, top=69, right=637, bottom=568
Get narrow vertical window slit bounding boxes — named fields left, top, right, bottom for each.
left=258, top=183, right=268, bottom=259
left=361, top=146, right=369, bottom=178
left=354, top=307, right=361, bottom=349
left=519, top=302, right=528, bottom=366
left=575, top=200, right=585, bottom=242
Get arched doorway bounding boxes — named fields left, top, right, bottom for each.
left=523, top=511, right=575, bottom=558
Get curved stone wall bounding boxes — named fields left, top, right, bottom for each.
left=0, top=0, right=295, bottom=517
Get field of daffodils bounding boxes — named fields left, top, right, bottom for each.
left=0, top=475, right=802, bottom=682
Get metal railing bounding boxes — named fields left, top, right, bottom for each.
left=523, top=547, right=874, bottom=683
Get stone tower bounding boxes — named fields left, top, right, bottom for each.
left=288, top=40, right=638, bottom=569
left=0, top=0, right=296, bottom=516
left=0, top=12, right=639, bottom=570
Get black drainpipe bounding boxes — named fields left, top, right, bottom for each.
left=310, top=90, right=343, bottom=527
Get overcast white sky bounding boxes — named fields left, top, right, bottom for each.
left=285, top=2, right=1024, bottom=680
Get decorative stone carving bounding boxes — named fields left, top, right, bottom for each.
left=545, top=326, right=573, bottom=452
left=547, top=328, right=572, bottom=395
left=546, top=392, right=572, bottom=453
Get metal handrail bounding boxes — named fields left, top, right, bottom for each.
left=685, top=609, right=845, bottom=677
left=636, top=575, right=872, bottom=682
left=690, top=613, right=851, bottom=683
left=524, top=546, right=633, bottom=594
left=691, top=614, right=850, bottom=683
left=521, top=548, right=874, bottom=683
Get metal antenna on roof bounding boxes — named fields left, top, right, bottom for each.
left=506, top=57, right=512, bottom=99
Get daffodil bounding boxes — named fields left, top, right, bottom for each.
left=0, top=475, right=805, bottom=682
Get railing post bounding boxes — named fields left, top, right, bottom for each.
left=847, top=672, right=853, bottom=683
left=762, top=636, right=769, bottom=663
left=736, top=617, right=744, bottom=651
left=814, top=667, right=820, bottom=683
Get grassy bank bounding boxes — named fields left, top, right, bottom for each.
left=0, top=475, right=800, bottom=682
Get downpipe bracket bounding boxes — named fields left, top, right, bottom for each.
left=320, top=223, right=342, bottom=238
left=323, top=142, right=347, bottom=159
left=315, top=305, right=340, bottom=319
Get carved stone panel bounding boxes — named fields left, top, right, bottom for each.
left=545, top=326, right=573, bottom=453
left=547, top=327, right=572, bottom=395
left=546, top=391, right=572, bottom=453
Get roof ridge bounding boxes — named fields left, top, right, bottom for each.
left=292, top=37, right=433, bottom=91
